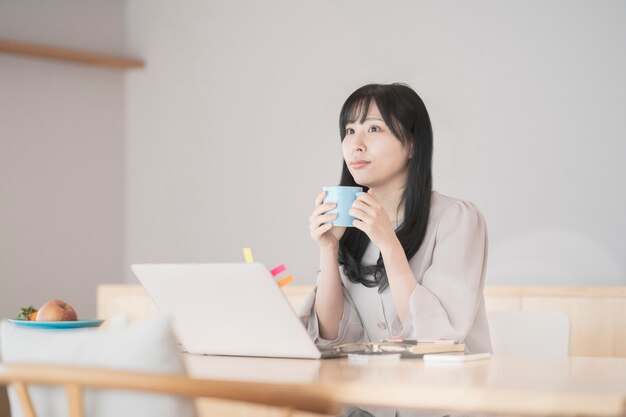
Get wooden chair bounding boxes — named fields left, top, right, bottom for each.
left=0, top=363, right=340, bottom=417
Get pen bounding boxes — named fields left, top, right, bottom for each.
left=381, top=338, right=457, bottom=345
left=382, top=338, right=418, bottom=344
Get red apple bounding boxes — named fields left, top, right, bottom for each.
left=35, top=300, right=78, bottom=321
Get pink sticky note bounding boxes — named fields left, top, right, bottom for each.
left=270, top=264, right=286, bottom=277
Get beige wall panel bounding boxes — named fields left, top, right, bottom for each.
left=522, top=296, right=626, bottom=357
left=97, top=285, right=626, bottom=357
left=485, top=296, right=522, bottom=311
left=97, top=285, right=158, bottom=326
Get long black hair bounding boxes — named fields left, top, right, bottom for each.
left=337, top=83, right=433, bottom=292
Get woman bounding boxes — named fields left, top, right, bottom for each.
left=301, top=83, right=492, bottom=354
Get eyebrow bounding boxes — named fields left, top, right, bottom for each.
left=346, top=117, right=384, bottom=125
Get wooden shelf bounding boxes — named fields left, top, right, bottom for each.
left=0, top=38, right=144, bottom=70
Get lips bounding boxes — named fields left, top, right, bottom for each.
left=350, top=160, right=371, bottom=169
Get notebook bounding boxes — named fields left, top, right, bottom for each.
left=132, top=263, right=327, bottom=359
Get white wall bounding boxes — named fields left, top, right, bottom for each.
left=0, top=0, right=126, bottom=319
left=124, top=0, right=626, bottom=286
left=2, top=1, right=622, bottom=308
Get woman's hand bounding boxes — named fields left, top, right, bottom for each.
left=349, top=190, right=398, bottom=251
left=309, top=191, right=346, bottom=249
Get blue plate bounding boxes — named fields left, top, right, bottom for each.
left=7, top=319, right=105, bottom=329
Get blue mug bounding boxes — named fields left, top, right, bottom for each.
left=322, top=186, right=364, bottom=227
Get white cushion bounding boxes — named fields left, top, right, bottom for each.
left=0, top=316, right=196, bottom=417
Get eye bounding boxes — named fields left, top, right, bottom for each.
left=345, top=127, right=355, bottom=135
left=369, top=125, right=381, bottom=132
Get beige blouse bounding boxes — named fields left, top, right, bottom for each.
left=299, top=191, right=492, bottom=354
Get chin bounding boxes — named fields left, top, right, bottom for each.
left=350, top=177, right=369, bottom=187
left=355, top=178, right=385, bottom=190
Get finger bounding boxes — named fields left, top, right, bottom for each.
left=352, top=219, right=366, bottom=232
left=316, top=213, right=338, bottom=225
left=313, top=223, right=333, bottom=238
left=311, top=203, right=337, bottom=218
left=356, top=191, right=381, bottom=208
left=309, top=213, right=337, bottom=228
left=351, top=199, right=376, bottom=217
left=349, top=208, right=369, bottom=223
left=315, top=191, right=327, bottom=207
left=310, top=220, right=331, bottom=233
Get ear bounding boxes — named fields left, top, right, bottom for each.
left=408, top=142, right=414, bottom=159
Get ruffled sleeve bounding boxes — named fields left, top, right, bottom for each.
left=298, top=284, right=364, bottom=347
left=390, top=200, right=489, bottom=348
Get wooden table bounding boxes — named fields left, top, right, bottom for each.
left=185, top=354, right=626, bottom=417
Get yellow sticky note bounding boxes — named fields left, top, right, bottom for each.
left=242, top=247, right=254, bottom=264
left=277, top=275, right=294, bottom=287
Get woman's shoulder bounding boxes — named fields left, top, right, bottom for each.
left=429, top=191, right=486, bottom=226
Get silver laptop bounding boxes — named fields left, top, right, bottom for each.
left=131, top=263, right=326, bottom=359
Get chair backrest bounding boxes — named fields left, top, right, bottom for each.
left=0, top=317, right=338, bottom=417
left=0, top=318, right=195, bottom=417
left=487, top=311, right=570, bottom=356
left=0, top=363, right=339, bottom=417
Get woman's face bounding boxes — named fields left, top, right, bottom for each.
left=342, top=101, right=412, bottom=189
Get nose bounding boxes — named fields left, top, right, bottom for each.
left=351, top=130, right=366, bottom=153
